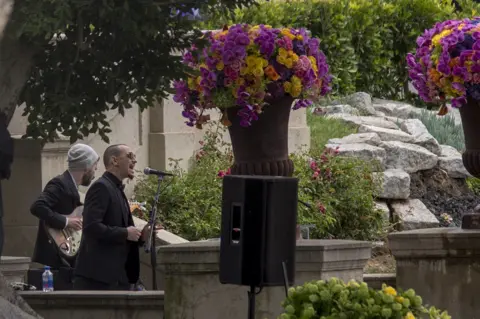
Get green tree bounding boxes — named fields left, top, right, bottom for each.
left=0, top=0, right=256, bottom=143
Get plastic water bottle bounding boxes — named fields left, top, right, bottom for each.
left=42, top=266, right=54, bottom=292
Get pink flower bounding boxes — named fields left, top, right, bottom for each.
left=317, top=202, right=326, bottom=214
left=312, top=171, right=319, bottom=180
left=309, top=161, right=317, bottom=170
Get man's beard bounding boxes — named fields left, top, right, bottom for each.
left=80, top=172, right=94, bottom=186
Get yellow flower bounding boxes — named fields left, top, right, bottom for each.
left=297, top=35, right=303, bottom=41
left=187, top=78, right=196, bottom=89
left=404, top=312, right=415, bottom=319
left=252, top=67, right=264, bottom=77
left=216, top=62, right=224, bottom=71
left=431, top=29, right=453, bottom=47
left=278, top=48, right=288, bottom=57
left=285, top=59, right=294, bottom=69
left=291, top=86, right=302, bottom=98
left=395, top=296, right=404, bottom=303
left=236, top=78, right=245, bottom=86
left=383, top=286, right=397, bottom=296
left=291, top=76, right=302, bottom=87
left=284, top=81, right=292, bottom=94
left=281, top=28, right=295, bottom=40
left=196, top=76, right=202, bottom=85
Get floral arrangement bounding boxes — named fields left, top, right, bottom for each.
left=173, top=24, right=331, bottom=128
left=279, top=278, right=451, bottom=319
left=407, top=18, right=480, bottom=111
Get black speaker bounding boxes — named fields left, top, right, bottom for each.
left=219, top=175, right=298, bottom=288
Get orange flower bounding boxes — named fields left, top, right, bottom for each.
left=265, top=65, right=281, bottom=81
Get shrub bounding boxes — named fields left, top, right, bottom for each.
left=198, top=0, right=480, bottom=100
left=280, top=278, right=451, bottom=319
left=410, top=109, right=465, bottom=152
left=133, top=124, right=232, bottom=241
left=134, top=122, right=384, bottom=241
left=293, top=149, right=384, bottom=241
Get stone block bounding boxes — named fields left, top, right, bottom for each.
left=159, top=240, right=371, bottom=319
left=389, top=228, right=480, bottom=319
left=0, top=256, right=31, bottom=284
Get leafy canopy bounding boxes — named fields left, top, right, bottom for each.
left=13, top=0, right=256, bottom=143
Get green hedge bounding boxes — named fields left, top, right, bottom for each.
left=200, top=0, right=480, bottom=100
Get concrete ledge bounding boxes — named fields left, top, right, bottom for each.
left=389, top=227, right=480, bottom=257
left=363, top=273, right=396, bottom=290
left=0, top=256, right=31, bottom=284
left=20, top=291, right=164, bottom=319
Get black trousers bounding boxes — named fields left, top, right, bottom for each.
left=0, top=182, right=4, bottom=258
left=73, top=275, right=130, bottom=291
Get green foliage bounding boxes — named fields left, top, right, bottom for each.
left=307, top=111, right=357, bottom=156
left=293, top=149, right=384, bottom=241
left=410, top=109, right=465, bottom=152
left=11, top=0, right=256, bottom=143
left=200, top=0, right=480, bottom=100
left=134, top=121, right=384, bottom=241
left=134, top=124, right=231, bottom=241
left=279, top=278, right=451, bottom=319
left=467, top=177, right=480, bottom=196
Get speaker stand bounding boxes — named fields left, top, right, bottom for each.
left=282, top=261, right=290, bottom=298
left=248, top=285, right=256, bottom=319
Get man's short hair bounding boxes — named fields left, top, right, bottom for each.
left=103, top=144, right=126, bottom=167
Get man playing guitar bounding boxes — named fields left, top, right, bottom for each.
left=30, top=144, right=99, bottom=269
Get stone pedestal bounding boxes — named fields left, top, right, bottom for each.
left=0, top=256, right=31, bottom=284
left=389, top=228, right=480, bottom=319
left=20, top=291, right=164, bottom=319
left=159, top=239, right=371, bottom=319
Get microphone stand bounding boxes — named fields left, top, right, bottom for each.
left=144, top=174, right=163, bottom=291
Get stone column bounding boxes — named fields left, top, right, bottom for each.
left=389, top=228, right=480, bottom=319
left=159, top=239, right=371, bottom=319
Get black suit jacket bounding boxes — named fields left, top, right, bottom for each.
left=0, top=116, right=13, bottom=183
left=30, top=170, right=81, bottom=268
left=74, top=172, right=142, bottom=285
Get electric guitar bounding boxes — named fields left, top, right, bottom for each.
left=45, top=205, right=84, bottom=259
left=46, top=201, right=147, bottom=259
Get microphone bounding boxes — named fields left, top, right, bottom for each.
left=143, top=167, right=174, bottom=177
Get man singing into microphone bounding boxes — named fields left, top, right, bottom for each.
left=74, top=144, right=155, bottom=290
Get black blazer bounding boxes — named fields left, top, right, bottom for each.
left=0, top=117, right=13, bottom=182
left=30, top=170, right=81, bottom=268
left=74, top=172, right=141, bottom=285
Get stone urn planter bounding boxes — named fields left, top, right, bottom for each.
left=226, top=97, right=294, bottom=177
left=459, top=99, right=480, bottom=178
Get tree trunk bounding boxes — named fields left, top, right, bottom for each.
left=0, top=2, right=42, bottom=318
left=0, top=0, right=36, bottom=125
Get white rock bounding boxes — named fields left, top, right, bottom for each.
left=380, top=141, right=438, bottom=173
left=325, top=143, right=386, bottom=170
left=359, top=125, right=414, bottom=143
left=372, top=99, right=417, bottom=119
left=438, top=144, right=471, bottom=178
left=375, top=111, right=386, bottom=117
left=375, top=201, right=391, bottom=224
left=324, top=104, right=360, bottom=115
left=332, top=92, right=376, bottom=115
left=391, top=199, right=439, bottom=230
left=327, top=113, right=399, bottom=130
left=384, top=116, right=405, bottom=125
left=328, top=133, right=382, bottom=146
left=399, top=119, right=442, bottom=155
left=373, top=169, right=411, bottom=199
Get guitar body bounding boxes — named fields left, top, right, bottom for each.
left=45, top=202, right=146, bottom=259
left=46, top=206, right=84, bottom=259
